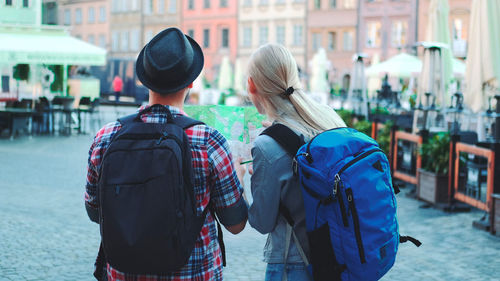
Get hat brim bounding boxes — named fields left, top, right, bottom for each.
left=136, top=35, right=204, bottom=95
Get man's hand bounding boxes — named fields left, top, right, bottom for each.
left=225, top=220, right=247, bottom=234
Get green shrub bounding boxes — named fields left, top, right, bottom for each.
left=352, top=120, right=372, bottom=137
left=13, top=64, right=30, bottom=81
left=419, top=133, right=450, bottom=175
left=377, top=121, right=394, bottom=155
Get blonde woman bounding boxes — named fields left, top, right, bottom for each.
left=246, top=44, right=345, bottom=281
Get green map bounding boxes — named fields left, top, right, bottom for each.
left=184, top=105, right=267, bottom=158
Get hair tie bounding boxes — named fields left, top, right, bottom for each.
left=284, top=87, right=294, bottom=97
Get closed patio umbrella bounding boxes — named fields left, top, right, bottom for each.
left=464, top=0, right=500, bottom=112
left=418, top=0, right=454, bottom=108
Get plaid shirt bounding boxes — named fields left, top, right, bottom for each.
left=85, top=105, right=245, bottom=281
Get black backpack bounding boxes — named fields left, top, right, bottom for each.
left=95, top=106, right=218, bottom=275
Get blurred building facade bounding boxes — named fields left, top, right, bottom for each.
left=183, top=0, right=238, bottom=82
left=238, top=0, right=307, bottom=82
left=308, top=0, right=358, bottom=88
left=359, top=0, right=418, bottom=61
left=27, top=0, right=476, bottom=98
left=58, top=0, right=110, bottom=50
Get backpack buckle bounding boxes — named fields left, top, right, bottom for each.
left=292, top=157, right=298, bottom=176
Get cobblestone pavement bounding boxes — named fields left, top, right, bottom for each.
left=1, top=106, right=499, bottom=280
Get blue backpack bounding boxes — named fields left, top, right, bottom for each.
left=262, top=124, right=420, bottom=281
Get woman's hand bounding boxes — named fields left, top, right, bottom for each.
left=234, top=157, right=247, bottom=184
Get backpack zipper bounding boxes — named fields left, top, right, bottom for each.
left=337, top=148, right=381, bottom=176
left=117, top=133, right=182, bottom=147
left=334, top=174, right=349, bottom=227
left=346, top=187, right=366, bottom=264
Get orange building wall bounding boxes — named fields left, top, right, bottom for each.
left=182, top=0, right=238, bottom=82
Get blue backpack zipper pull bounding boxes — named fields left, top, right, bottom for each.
left=157, top=131, right=169, bottom=145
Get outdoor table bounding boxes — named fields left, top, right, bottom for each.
left=0, top=107, right=34, bottom=139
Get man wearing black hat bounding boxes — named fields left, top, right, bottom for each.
left=85, top=27, right=248, bottom=281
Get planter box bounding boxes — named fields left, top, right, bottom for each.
left=417, top=168, right=449, bottom=204
left=493, top=194, right=500, bottom=237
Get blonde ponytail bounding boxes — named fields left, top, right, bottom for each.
left=248, top=44, right=345, bottom=139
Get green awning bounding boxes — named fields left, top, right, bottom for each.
left=0, top=27, right=106, bottom=66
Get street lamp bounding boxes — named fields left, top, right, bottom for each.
left=482, top=95, right=500, bottom=142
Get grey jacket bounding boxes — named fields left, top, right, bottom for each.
left=248, top=133, right=310, bottom=264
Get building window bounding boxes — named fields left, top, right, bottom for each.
left=145, top=30, right=154, bottom=44
left=99, top=34, right=106, bottom=48
left=204, top=0, right=210, bottom=8
left=366, top=21, right=381, bottom=48
left=203, top=29, right=210, bottom=48
left=112, top=0, right=118, bottom=12
left=99, top=6, right=106, bottom=22
left=243, top=0, right=252, bottom=6
left=158, top=0, right=165, bottom=13
left=276, top=25, right=285, bottom=45
left=220, top=0, right=228, bottom=7
left=187, top=29, right=194, bottom=38
left=391, top=20, right=407, bottom=47
left=259, top=0, right=269, bottom=5
left=121, top=31, right=129, bottom=51
left=276, top=0, right=285, bottom=4
left=1, top=76, right=10, bottom=93
left=343, top=31, right=353, bottom=51
left=243, top=27, right=252, bottom=47
left=23, top=0, right=29, bottom=8
left=131, top=29, right=140, bottom=51
left=88, top=7, right=95, bottom=23
left=120, top=0, right=127, bottom=12
left=64, top=9, right=71, bottom=25
left=5, top=0, right=12, bottom=6
left=328, top=32, right=336, bottom=50
left=75, top=8, right=82, bottom=24
left=112, top=31, right=119, bottom=51
left=293, top=25, right=303, bottom=46
left=144, top=0, right=152, bottom=14
left=343, top=0, right=355, bottom=8
left=330, top=0, right=336, bottom=8
left=188, top=0, right=194, bottom=10
left=88, top=35, right=95, bottom=45
left=131, top=0, right=138, bottom=11
left=168, top=0, right=177, bottom=13
left=259, top=26, right=268, bottom=46
left=314, top=0, right=320, bottom=9
left=221, top=28, right=229, bottom=48
left=312, top=32, right=321, bottom=51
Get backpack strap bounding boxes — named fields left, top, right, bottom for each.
left=260, top=123, right=305, bottom=157
left=171, top=115, right=205, bottom=129
left=117, top=113, right=139, bottom=125
left=400, top=235, right=422, bottom=247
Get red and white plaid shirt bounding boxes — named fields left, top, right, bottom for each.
left=85, top=105, right=245, bottom=281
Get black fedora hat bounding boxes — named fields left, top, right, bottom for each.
left=136, top=28, right=204, bottom=95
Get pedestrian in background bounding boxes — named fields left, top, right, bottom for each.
left=111, top=75, right=123, bottom=102
left=245, top=43, right=345, bottom=281
left=85, top=27, right=248, bottom=281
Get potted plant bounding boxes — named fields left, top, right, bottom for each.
left=417, top=133, right=450, bottom=205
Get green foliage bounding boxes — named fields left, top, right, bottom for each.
left=419, top=133, right=450, bottom=175
left=371, top=106, right=390, bottom=115
left=13, top=64, right=30, bottom=81
left=336, top=109, right=353, bottom=127
left=376, top=121, right=394, bottom=155
left=48, top=65, right=63, bottom=92
left=352, top=120, right=372, bottom=136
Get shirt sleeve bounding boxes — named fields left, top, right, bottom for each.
left=85, top=122, right=122, bottom=223
left=207, top=128, right=248, bottom=226
left=248, top=142, right=285, bottom=234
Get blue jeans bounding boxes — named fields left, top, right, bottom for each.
left=265, top=263, right=312, bottom=281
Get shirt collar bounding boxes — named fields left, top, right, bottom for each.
left=137, top=104, right=187, bottom=117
